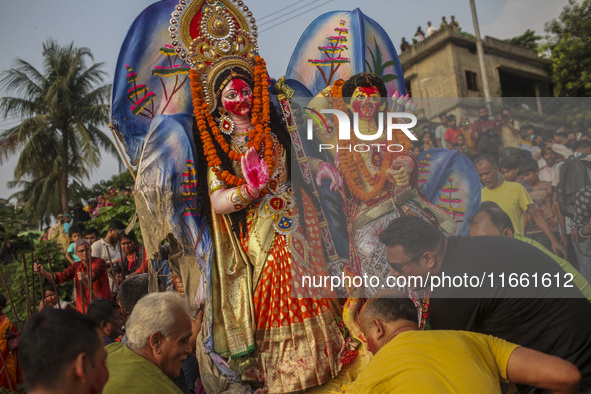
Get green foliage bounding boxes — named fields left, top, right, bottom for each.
left=1, top=241, right=71, bottom=326
left=0, top=39, right=122, bottom=219
left=545, top=0, right=591, bottom=97
left=8, top=174, right=68, bottom=229
left=0, top=386, right=24, bottom=394
left=84, top=196, right=141, bottom=241
left=0, top=192, right=139, bottom=327
left=0, top=207, right=36, bottom=245
left=504, top=29, right=542, bottom=51
left=457, top=28, right=475, bottom=39
left=365, top=37, right=399, bottom=83
left=70, top=170, right=135, bottom=206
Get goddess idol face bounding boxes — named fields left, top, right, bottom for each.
left=220, top=78, right=253, bottom=117
left=351, top=86, right=381, bottom=121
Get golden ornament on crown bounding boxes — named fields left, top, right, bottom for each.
left=170, top=0, right=259, bottom=112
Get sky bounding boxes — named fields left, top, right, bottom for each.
left=0, top=0, right=569, bottom=201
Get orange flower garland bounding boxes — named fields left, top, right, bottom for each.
left=189, top=55, right=275, bottom=187
left=330, top=82, right=395, bottom=202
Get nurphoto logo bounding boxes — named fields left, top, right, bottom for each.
left=305, top=108, right=417, bottom=152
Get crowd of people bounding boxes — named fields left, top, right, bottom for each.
left=1, top=100, right=590, bottom=394
left=400, top=16, right=460, bottom=52
left=1, top=0, right=591, bottom=391
left=42, top=185, right=134, bottom=253
left=0, top=215, right=185, bottom=392
left=0, top=110, right=588, bottom=393
left=1, top=207, right=590, bottom=393
left=412, top=106, right=591, bottom=163
left=410, top=106, right=591, bottom=280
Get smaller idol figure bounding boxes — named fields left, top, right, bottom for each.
left=308, top=72, right=455, bottom=296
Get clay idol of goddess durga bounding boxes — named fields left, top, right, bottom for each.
left=112, top=0, right=356, bottom=392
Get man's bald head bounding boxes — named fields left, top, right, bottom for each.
left=360, top=294, right=418, bottom=325
left=469, top=204, right=514, bottom=238
left=359, top=293, right=419, bottom=354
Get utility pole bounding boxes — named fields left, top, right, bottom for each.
left=470, top=0, right=493, bottom=116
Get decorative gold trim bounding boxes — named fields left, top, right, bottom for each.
left=353, top=197, right=395, bottom=231
left=208, top=168, right=227, bottom=195
left=209, top=184, right=226, bottom=195
left=176, top=0, right=259, bottom=112
left=180, top=0, right=206, bottom=52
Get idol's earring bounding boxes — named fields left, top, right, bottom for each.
left=217, top=107, right=234, bottom=135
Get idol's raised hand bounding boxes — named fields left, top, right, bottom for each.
left=241, top=147, right=269, bottom=196
left=315, top=162, right=343, bottom=191
left=386, top=161, right=410, bottom=188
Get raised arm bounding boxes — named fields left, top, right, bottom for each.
left=527, top=204, right=567, bottom=258
left=210, top=185, right=259, bottom=214
left=211, top=147, right=268, bottom=214
left=34, top=263, right=56, bottom=283
left=506, top=346, right=580, bottom=394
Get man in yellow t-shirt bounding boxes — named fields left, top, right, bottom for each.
left=476, top=155, right=566, bottom=258
left=346, top=296, right=580, bottom=394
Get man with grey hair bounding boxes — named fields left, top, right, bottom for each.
left=102, top=292, right=193, bottom=393
left=35, top=238, right=112, bottom=313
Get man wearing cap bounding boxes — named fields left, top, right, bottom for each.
left=35, top=239, right=113, bottom=313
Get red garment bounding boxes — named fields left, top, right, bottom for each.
left=444, top=128, right=463, bottom=144
left=54, top=257, right=113, bottom=313
left=123, top=247, right=149, bottom=275
left=0, top=314, right=21, bottom=390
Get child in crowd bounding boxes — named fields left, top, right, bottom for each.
left=452, top=134, right=470, bottom=157
left=107, top=186, right=118, bottom=198
left=499, top=155, right=522, bottom=183
left=444, top=114, right=462, bottom=147
left=63, top=214, right=71, bottom=235
left=420, top=131, right=437, bottom=152
left=95, top=194, right=113, bottom=217
left=38, top=286, right=72, bottom=311
left=65, top=227, right=83, bottom=265
left=520, top=159, right=563, bottom=251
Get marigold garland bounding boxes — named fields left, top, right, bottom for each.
left=330, top=82, right=395, bottom=202
left=189, top=56, right=275, bottom=187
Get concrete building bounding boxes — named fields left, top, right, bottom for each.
left=399, top=26, right=552, bottom=123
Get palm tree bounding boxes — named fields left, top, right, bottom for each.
left=0, top=39, right=120, bottom=215
left=8, top=141, right=91, bottom=228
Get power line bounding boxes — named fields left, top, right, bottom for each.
left=256, top=1, right=309, bottom=22
left=258, top=0, right=318, bottom=26
left=259, top=0, right=334, bottom=33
